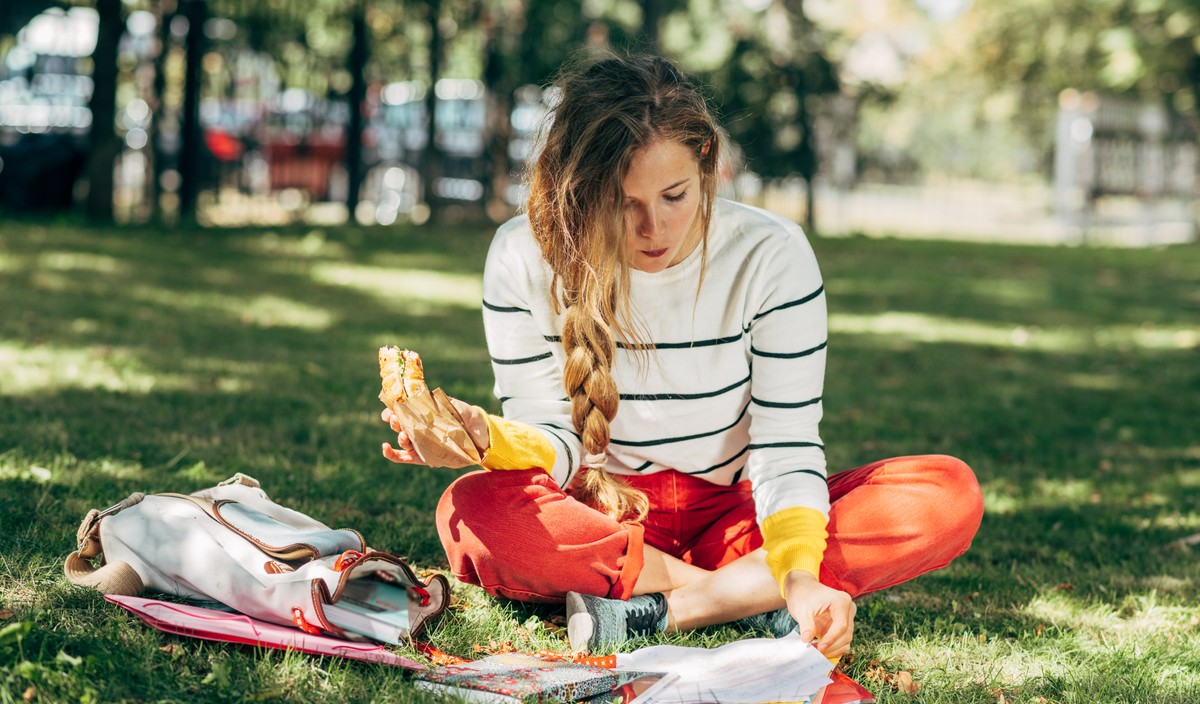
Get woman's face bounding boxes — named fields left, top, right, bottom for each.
left=622, top=139, right=702, bottom=273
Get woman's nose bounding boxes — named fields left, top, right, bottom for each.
left=636, top=207, right=658, bottom=237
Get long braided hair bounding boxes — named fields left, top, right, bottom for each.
left=524, top=52, right=721, bottom=522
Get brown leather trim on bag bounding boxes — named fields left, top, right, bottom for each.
left=309, top=552, right=449, bottom=641
left=210, top=500, right=321, bottom=561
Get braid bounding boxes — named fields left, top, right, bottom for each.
left=561, top=291, right=648, bottom=523
left=523, top=51, right=721, bottom=523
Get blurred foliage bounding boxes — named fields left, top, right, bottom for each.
left=958, top=0, right=1199, bottom=116
left=675, top=1, right=838, bottom=180
left=9, top=0, right=1199, bottom=197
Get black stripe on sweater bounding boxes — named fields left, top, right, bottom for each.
left=752, top=468, right=828, bottom=495
left=483, top=300, right=531, bottom=314
left=750, top=341, right=827, bottom=359
left=538, top=426, right=576, bottom=484
left=610, top=401, right=750, bottom=447
left=499, top=396, right=570, bottom=404
left=620, top=373, right=751, bottom=402
left=689, top=445, right=749, bottom=475
left=542, top=333, right=743, bottom=350
left=747, top=441, right=825, bottom=451
left=492, top=352, right=553, bottom=365
left=749, top=285, right=824, bottom=324
left=750, top=395, right=821, bottom=410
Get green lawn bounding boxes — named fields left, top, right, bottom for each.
left=1, top=217, right=1198, bottom=703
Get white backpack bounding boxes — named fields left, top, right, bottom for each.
left=64, top=473, right=449, bottom=641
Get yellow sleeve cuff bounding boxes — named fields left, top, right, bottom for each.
left=480, top=414, right=556, bottom=473
left=761, top=506, right=828, bottom=598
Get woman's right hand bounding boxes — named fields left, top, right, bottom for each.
left=381, top=407, right=427, bottom=465
left=380, top=398, right=490, bottom=465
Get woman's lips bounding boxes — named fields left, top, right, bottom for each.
left=641, top=248, right=668, bottom=258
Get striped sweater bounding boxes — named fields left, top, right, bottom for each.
left=481, top=198, right=830, bottom=585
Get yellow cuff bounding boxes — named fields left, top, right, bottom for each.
left=481, top=415, right=556, bottom=473
left=761, top=506, right=828, bottom=598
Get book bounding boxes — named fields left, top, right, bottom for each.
left=322, top=578, right=413, bottom=645
left=414, top=652, right=665, bottom=703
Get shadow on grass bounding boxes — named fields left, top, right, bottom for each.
left=2, top=220, right=1199, bottom=701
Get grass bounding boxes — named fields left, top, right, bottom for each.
left=0, top=214, right=1198, bottom=703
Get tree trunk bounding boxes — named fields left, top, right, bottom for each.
left=481, top=3, right=516, bottom=222
left=149, top=0, right=176, bottom=224
left=640, top=0, right=665, bottom=52
left=85, top=0, right=123, bottom=222
left=344, top=4, right=368, bottom=218
left=178, top=0, right=207, bottom=223
left=420, top=0, right=443, bottom=224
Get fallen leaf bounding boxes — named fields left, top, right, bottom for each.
left=0, top=609, right=13, bottom=620
left=1034, top=623, right=1045, bottom=637
left=160, top=644, right=177, bottom=656
left=894, top=670, right=920, bottom=696
left=22, top=687, right=36, bottom=702
left=475, top=639, right=516, bottom=655
left=1056, top=582, right=1074, bottom=592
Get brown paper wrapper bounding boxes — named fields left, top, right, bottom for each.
left=380, top=384, right=483, bottom=469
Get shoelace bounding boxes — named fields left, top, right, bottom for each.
left=624, top=593, right=666, bottom=637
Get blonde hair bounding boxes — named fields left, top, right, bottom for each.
left=524, top=53, right=721, bottom=522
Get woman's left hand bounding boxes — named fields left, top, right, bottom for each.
left=783, top=570, right=856, bottom=659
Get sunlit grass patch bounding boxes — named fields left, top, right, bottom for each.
left=125, top=285, right=336, bottom=330
left=1020, top=590, right=1198, bottom=644
left=1, top=221, right=1197, bottom=703
left=231, top=229, right=352, bottom=260
left=311, top=263, right=483, bottom=310
left=829, top=311, right=1200, bottom=352
left=35, top=251, right=130, bottom=275
left=0, top=342, right=193, bottom=395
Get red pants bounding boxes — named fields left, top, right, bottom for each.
left=435, top=455, right=983, bottom=603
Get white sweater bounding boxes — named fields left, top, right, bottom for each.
left=481, top=198, right=829, bottom=524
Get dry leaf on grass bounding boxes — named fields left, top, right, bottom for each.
left=0, top=609, right=13, bottom=620
left=472, top=639, right=517, bottom=655
left=863, top=663, right=921, bottom=696
left=22, top=687, right=36, bottom=702
left=894, top=670, right=920, bottom=696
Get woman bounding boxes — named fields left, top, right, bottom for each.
left=382, top=52, right=983, bottom=695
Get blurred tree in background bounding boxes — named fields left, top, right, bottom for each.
left=0, top=0, right=1195, bottom=227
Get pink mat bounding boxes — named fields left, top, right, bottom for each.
left=106, top=595, right=425, bottom=670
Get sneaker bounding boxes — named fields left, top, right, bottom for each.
left=733, top=606, right=798, bottom=638
left=565, top=591, right=669, bottom=652
left=818, top=670, right=876, bottom=704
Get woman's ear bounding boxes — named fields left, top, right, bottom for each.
left=700, top=140, right=712, bottom=157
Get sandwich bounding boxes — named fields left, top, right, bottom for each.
left=378, top=346, right=426, bottom=410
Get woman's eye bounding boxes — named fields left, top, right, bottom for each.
left=664, top=190, right=688, bottom=203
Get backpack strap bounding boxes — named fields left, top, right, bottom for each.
left=64, top=551, right=144, bottom=596
left=63, top=492, right=148, bottom=596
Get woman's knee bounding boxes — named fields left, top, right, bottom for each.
left=924, top=454, right=984, bottom=546
left=435, top=469, right=544, bottom=552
